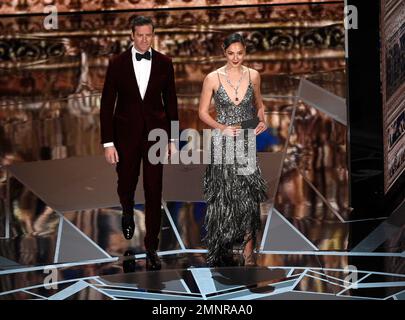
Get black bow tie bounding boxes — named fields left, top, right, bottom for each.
left=135, top=51, right=151, bottom=61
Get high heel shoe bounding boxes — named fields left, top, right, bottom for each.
left=241, top=252, right=257, bottom=267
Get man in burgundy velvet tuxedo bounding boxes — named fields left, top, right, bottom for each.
left=100, top=16, right=178, bottom=270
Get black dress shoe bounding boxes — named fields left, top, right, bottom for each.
left=121, top=213, right=135, bottom=240
left=146, top=249, right=162, bottom=271
left=123, top=250, right=137, bottom=273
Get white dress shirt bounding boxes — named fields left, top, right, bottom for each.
left=132, top=46, right=152, bottom=100
left=103, top=46, right=152, bottom=148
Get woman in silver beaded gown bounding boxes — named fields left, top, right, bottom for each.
left=198, top=33, right=268, bottom=267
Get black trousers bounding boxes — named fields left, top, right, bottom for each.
left=115, top=138, right=163, bottom=250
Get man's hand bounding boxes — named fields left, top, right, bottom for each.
left=104, top=146, right=119, bottom=164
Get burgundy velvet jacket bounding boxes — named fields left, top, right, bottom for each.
left=100, top=47, right=178, bottom=148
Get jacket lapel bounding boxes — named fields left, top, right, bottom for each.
left=125, top=47, right=143, bottom=102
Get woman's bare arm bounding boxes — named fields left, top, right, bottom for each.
left=250, top=68, right=266, bottom=122
left=198, top=73, right=225, bottom=130
left=250, top=68, right=268, bottom=135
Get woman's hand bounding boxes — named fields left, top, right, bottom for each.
left=221, top=125, right=241, bottom=137
left=254, top=121, right=267, bottom=135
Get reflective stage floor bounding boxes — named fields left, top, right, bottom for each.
left=0, top=155, right=404, bottom=300
left=0, top=3, right=404, bottom=300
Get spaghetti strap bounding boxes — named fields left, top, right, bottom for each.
left=216, top=71, right=222, bottom=85
left=247, top=67, right=251, bottom=82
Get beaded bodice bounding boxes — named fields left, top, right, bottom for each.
left=213, top=76, right=256, bottom=126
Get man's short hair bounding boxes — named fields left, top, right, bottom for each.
left=130, top=16, right=154, bottom=33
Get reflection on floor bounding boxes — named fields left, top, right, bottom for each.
left=0, top=190, right=404, bottom=300
left=1, top=250, right=404, bottom=300
left=0, top=3, right=404, bottom=300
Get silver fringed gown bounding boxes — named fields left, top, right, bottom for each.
left=203, top=71, right=268, bottom=266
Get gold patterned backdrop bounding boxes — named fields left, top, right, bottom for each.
left=0, top=0, right=341, bottom=14
left=0, top=2, right=351, bottom=253
left=0, top=3, right=345, bottom=167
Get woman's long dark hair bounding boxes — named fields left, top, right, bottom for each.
left=222, top=33, right=246, bottom=50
